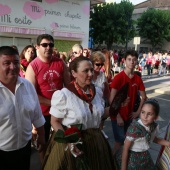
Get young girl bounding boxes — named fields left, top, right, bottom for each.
left=115, top=99, right=170, bottom=170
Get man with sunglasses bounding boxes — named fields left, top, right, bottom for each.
left=25, top=34, right=70, bottom=161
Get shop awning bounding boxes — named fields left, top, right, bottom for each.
left=52, top=30, right=85, bottom=39
left=0, top=25, right=45, bottom=35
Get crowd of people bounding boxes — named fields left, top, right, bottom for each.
left=0, top=33, right=170, bottom=170
left=138, top=51, right=170, bottom=77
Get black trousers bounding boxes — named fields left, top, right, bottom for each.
left=0, top=140, right=31, bottom=170
left=44, top=115, right=51, bottom=142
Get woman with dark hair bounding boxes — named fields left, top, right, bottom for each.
left=19, top=45, right=36, bottom=77
left=43, top=56, right=115, bottom=170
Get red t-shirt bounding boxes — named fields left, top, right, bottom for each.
left=113, top=54, right=118, bottom=61
left=146, top=57, right=153, bottom=65
left=110, top=71, right=145, bottom=121
left=155, top=59, right=160, bottom=66
left=30, top=57, right=64, bottom=116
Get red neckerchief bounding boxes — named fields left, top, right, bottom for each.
left=20, top=59, right=30, bottom=71
left=67, top=81, right=96, bottom=113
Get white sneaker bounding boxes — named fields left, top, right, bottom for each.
left=101, top=130, right=108, bottom=139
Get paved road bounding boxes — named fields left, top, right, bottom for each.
left=30, top=74, right=170, bottom=170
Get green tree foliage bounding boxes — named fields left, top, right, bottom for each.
left=137, top=8, right=170, bottom=49
left=90, top=0, right=135, bottom=50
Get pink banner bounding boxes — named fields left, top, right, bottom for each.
left=0, top=25, right=45, bottom=35
left=53, top=30, right=85, bottom=39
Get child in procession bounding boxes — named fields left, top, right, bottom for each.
left=115, top=99, right=170, bottom=170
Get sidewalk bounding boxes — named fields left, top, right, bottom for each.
left=142, top=74, right=170, bottom=96
left=155, top=86, right=170, bottom=95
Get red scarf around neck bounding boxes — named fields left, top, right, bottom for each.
left=67, top=81, right=96, bottom=113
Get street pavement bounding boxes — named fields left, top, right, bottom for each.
left=30, top=73, right=170, bottom=170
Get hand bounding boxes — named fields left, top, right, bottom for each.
left=36, top=135, right=46, bottom=153
left=32, top=129, right=38, bottom=142
left=117, top=114, right=124, bottom=126
left=130, top=112, right=139, bottom=119
left=68, top=143, right=83, bottom=158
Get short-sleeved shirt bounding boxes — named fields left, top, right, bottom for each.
left=50, top=87, right=104, bottom=130
left=146, top=57, right=153, bottom=65
left=110, top=70, right=145, bottom=120
left=126, top=119, right=159, bottom=152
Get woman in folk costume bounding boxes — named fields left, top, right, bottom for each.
left=43, top=57, right=115, bottom=170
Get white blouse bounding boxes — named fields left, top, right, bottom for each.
left=126, top=119, right=159, bottom=152
left=50, top=87, right=105, bottom=130
left=92, top=71, right=106, bottom=91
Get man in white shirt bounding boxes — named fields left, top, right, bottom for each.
left=0, top=46, right=45, bottom=170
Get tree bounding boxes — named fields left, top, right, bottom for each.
left=90, top=0, right=135, bottom=50
left=137, top=8, right=170, bottom=49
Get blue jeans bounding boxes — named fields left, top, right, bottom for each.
left=111, top=119, right=132, bottom=143
left=146, top=64, right=151, bottom=75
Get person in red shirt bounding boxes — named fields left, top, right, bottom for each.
left=25, top=34, right=70, bottom=162
left=113, top=49, right=118, bottom=63
left=109, top=50, right=147, bottom=154
left=146, top=51, right=154, bottom=76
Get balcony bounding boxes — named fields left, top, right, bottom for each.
left=90, top=0, right=105, bottom=8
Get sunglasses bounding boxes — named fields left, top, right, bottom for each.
left=40, top=43, right=54, bottom=48
left=95, top=63, right=104, bottom=67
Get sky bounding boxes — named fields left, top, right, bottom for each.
left=105, top=0, right=146, bottom=5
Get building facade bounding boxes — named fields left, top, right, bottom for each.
left=129, top=0, right=170, bottom=52
left=92, top=0, right=170, bottom=52
left=0, top=0, right=90, bottom=53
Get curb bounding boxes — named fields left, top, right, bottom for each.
left=155, top=88, right=170, bottom=95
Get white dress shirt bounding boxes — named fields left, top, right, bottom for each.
left=0, top=77, right=45, bottom=151
left=50, top=87, right=105, bottom=130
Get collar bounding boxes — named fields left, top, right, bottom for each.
left=0, top=76, right=24, bottom=88
left=138, top=119, right=150, bottom=131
